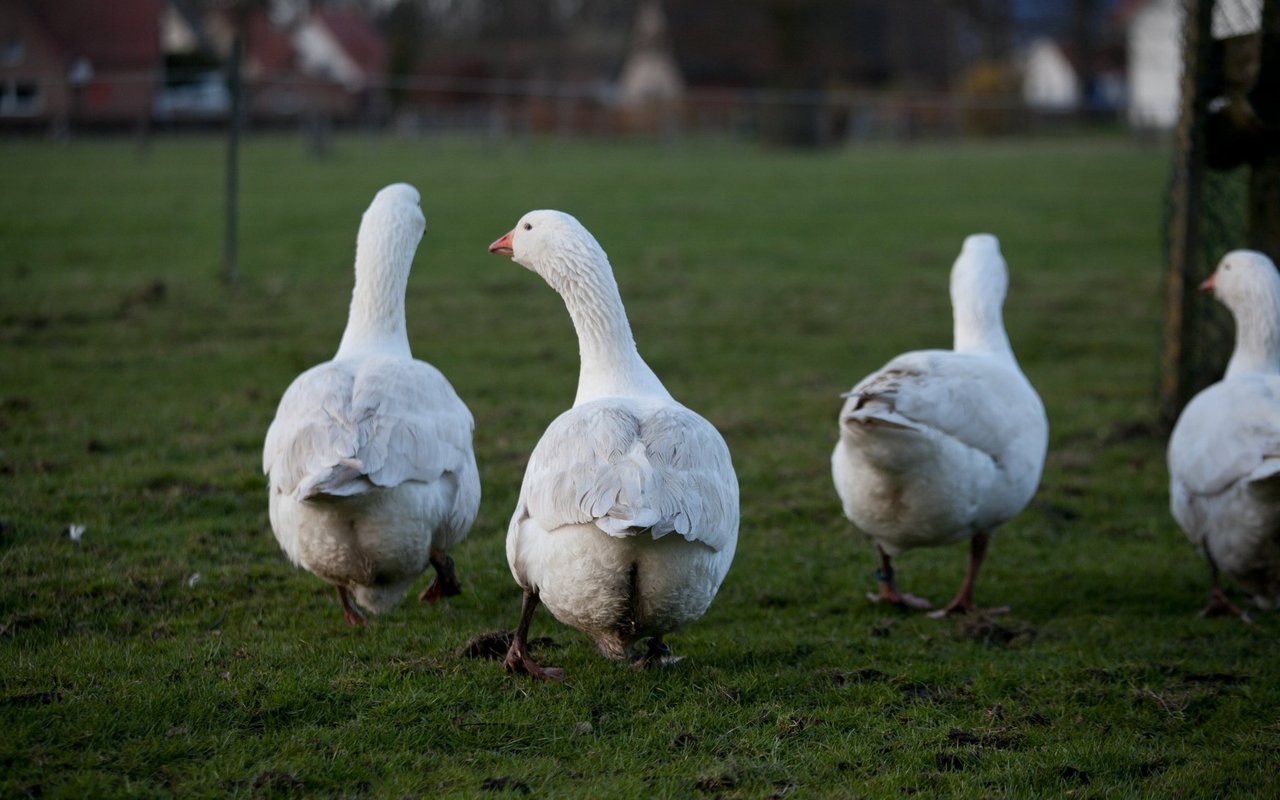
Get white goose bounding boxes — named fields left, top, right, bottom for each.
left=831, top=234, right=1047, bottom=616
left=1168, top=250, right=1280, bottom=619
left=488, top=210, right=738, bottom=680
left=263, top=183, right=480, bottom=625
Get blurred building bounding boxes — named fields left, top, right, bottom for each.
left=0, top=0, right=388, bottom=131
left=0, top=0, right=161, bottom=129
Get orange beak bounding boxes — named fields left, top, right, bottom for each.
left=1198, top=274, right=1215, bottom=294
left=488, top=230, right=515, bottom=257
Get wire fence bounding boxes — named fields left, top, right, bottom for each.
left=1, top=69, right=1129, bottom=146
left=1158, top=0, right=1262, bottom=426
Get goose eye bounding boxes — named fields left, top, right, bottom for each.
left=522, top=222, right=532, bottom=231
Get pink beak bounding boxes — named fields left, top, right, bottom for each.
left=489, top=230, right=515, bottom=257
left=1198, top=274, right=1215, bottom=294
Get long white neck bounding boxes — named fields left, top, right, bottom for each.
left=335, top=239, right=413, bottom=361
left=550, top=257, right=670, bottom=406
left=952, top=290, right=1014, bottom=359
left=1225, top=278, right=1280, bottom=378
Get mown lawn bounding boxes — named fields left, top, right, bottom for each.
left=1, top=133, right=1275, bottom=798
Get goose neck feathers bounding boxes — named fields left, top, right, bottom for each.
left=950, top=234, right=1014, bottom=359
left=336, top=183, right=425, bottom=361
left=495, top=209, right=668, bottom=405
left=1209, top=250, right=1280, bottom=379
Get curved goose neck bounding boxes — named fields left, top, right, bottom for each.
left=1225, top=277, right=1280, bottom=378
left=546, top=251, right=669, bottom=406
left=335, top=220, right=416, bottom=361
left=952, top=286, right=1014, bottom=359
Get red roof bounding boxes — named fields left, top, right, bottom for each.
left=315, top=9, right=386, bottom=75
left=246, top=10, right=296, bottom=77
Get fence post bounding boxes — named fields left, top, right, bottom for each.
left=1249, top=0, right=1280, bottom=260
left=224, top=34, right=243, bottom=287
left=1159, top=0, right=1216, bottom=429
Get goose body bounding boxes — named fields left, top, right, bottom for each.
left=263, top=184, right=480, bottom=624
left=1168, top=250, right=1280, bottom=617
left=831, top=234, right=1047, bottom=614
left=489, top=210, right=738, bottom=678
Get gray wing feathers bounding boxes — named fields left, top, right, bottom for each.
left=844, top=351, right=1040, bottom=458
left=524, top=402, right=738, bottom=552
left=264, top=357, right=476, bottom=502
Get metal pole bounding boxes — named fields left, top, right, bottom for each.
left=224, top=34, right=243, bottom=286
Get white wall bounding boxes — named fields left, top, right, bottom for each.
left=1127, top=0, right=1182, bottom=130
left=1022, top=38, right=1080, bottom=112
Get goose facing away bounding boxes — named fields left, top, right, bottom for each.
left=263, top=183, right=481, bottom=625
left=1167, top=250, right=1280, bottom=620
left=488, top=209, right=739, bottom=680
left=831, top=234, right=1048, bottom=616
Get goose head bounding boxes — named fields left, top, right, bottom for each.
left=356, top=183, right=426, bottom=278
left=1200, top=250, right=1280, bottom=309
left=488, top=209, right=610, bottom=293
left=488, top=209, right=669, bottom=404
left=1201, top=250, right=1280, bottom=378
left=949, top=233, right=1013, bottom=357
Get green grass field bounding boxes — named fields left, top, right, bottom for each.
left=2, top=134, right=1276, bottom=798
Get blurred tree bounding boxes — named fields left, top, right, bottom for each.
left=946, top=0, right=1014, bottom=59
left=383, top=0, right=424, bottom=111
left=1071, top=0, right=1100, bottom=113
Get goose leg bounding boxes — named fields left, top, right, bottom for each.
left=337, top=586, right=366, bottom=627
left=504, top=589, right=565, bottom=681
left=929, top=532, right=1009, bottom=618
left=418, top=549, right=462, bottom=603
left=866, top=546, right=932, bottom=610
left=1199, top=558, right=1252, bottom=623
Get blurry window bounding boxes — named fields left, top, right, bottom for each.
left=1, top=37, right=24, bottom=66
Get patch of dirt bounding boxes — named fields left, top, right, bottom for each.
left=118, top=279, right=168, bottom=317
left=694, top=767, right=739, bottom=793
left=826, top=667, right=886, bottom=685
left=946, top=728, right=980, bottom=745
left=3, top=689, right=61, bottom=706
left=945, top=726, right=1022, bottom=750
left=1158, top=664, right=1249, bottom=686
left=457, top=631, right=558, bottom=660
left=870, top=617, right=895, bottom=637
left=1058, top=766, right=1091, bottom=784
left=1102, top=419, right=1164, bottom=444
left=251, top=771, right=303, bottom=795
left=480, top=777, right=530, bottom=794
left=959, top=615, right=1037, bottom=647
left=755, top=592, right=790, bottom=608
left=898, top=680, right=956, bottom=704
left=935, top=751, right=976, bottom=771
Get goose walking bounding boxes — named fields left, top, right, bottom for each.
left=263, top=183, right=480, bottom=625
left=488, top=210, right=738, bottom=680
left=1168, top=250, right=1280, bottom=620
left=831, top=234, right=1047, bottom=616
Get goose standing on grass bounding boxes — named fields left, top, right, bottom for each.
left=488, top=210, right=738, bottom=680
left=831, top=234, right=1047, bottom=617
left=263, top=183, right=480, bottom=626
left=1168, top=250, right=1280, bottom=620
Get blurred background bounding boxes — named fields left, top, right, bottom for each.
left=0, top=0, right=1257, bottom=144
left=1, top=0, right=1274, bottom=418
